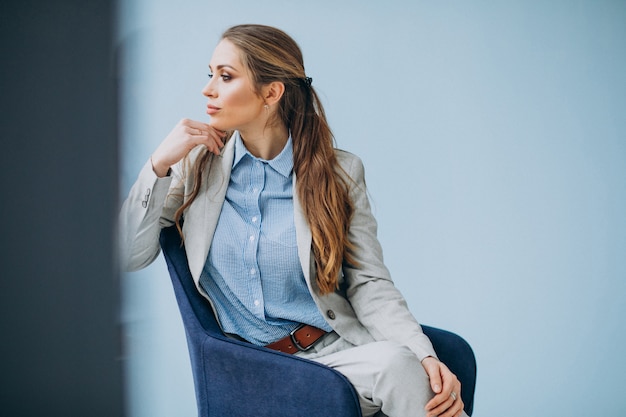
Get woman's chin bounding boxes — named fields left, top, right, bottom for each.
left=208, top=120, right=231, bottom=133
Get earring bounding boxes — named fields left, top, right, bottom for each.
left=264, top=104, right=269, bottom=111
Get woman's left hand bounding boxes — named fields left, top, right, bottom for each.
left=421, top=356, right=464, bottom=417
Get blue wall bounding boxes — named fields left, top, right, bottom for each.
left=117, top=1, right=626, bottom=416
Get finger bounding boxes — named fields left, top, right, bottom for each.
left=423, top=360, right=443, bottom=394
left=186, top=126, right=208, bottom=137
left=180, top=125, right=223, bottom=156
left=192, top=127, right=227, bottom=151
left=426, top=395, right=454, bottom=417
left=439, top=367, right=459, bottom=398
left=425, top=390, right=450, bottom=413
left=442, top=389, right=464, bottom=417
left=197, top=134, right=224, bottom=155
left=207, top=139, right=222, bottom=155
left=185, top=119, right=226, bottom=137
left=425, top=372, right=459, bottom=411
left=206, top=127, right=226, bottom=145
left=427, top=393, right=463, bottom=417
left=443, top=398, right=464, bottom=417
left=179, top=118, right=207, bottom=130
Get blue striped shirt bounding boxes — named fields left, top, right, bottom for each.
left=199, top=133, right=332, bottom=345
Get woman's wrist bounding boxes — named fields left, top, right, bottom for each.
left=150, top=156, right=172, bottom=178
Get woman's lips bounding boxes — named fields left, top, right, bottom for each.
left=206, top=104, right=220, bottom=115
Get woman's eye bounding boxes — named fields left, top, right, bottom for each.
left=207, top=72, right=231, bottom=81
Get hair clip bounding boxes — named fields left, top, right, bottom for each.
left=304, top=77, right=313, bottom=87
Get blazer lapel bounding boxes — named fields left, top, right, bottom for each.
left=184, top=138, right=235, bottom=281
left=293, top=174, right=314, bottom=287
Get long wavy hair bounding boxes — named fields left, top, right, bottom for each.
left=174, top=24, right=356, bottom=295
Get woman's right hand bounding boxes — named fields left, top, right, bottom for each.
left=150, top=118, right=226, bottom=177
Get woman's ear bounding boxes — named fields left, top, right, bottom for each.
left=262, top=81, right=285, bottom=107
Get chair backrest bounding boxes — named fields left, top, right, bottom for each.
left=159, top=226, right=363, bottom=417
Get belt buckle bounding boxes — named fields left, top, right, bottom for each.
left=289, top=324, right=314, bottom=352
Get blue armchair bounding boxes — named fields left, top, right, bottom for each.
left=159, top=226, right=476, bottom=416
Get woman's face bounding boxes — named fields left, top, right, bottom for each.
left=202, top=39, right=266, bottom=132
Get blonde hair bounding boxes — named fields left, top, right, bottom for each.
left=176, top=24, right=356, bottom=295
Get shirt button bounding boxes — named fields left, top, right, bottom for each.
left=249, top=235, right=255, bottom=241
left=250, top=268, right=256, bottom=275
left=252, top=216, right=258, bottom=223
left=254, top=300, right=260, bottom=306
left=326, top=310, right=336, bottom=320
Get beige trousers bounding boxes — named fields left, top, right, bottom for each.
left=295, top=332, right=469, bottom=417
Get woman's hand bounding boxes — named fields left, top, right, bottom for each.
left=150, top=118, right=226, bottom=177
left=422, top=356, right=464, bottom=417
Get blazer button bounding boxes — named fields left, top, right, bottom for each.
left=326, top=310, right=336, bottom=320
left=142, top=188, right=151, bottom=208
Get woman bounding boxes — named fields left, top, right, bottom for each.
left=120, top=24, right=466, bottom=417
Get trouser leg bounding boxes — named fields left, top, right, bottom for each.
left=298, top=335, right=468, bottom=417
left=302, top=338, right=434, bottom=417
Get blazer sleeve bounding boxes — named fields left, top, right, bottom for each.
left=338, top=152, right=437, bottom=361
left=118, top=154, right=190, bottom=272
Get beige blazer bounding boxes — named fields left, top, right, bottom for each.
left=119, top=136, right=436, bottom=361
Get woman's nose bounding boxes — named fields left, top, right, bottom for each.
left=202, top=79, right=215, bottom=97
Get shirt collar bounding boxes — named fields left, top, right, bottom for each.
left=232, top=131, right=293, bottom=178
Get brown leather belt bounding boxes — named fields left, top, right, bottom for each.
left=265, top=324, right=327, bottom=354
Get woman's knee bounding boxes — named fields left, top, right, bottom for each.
left=369, top=342, right=434, bottom=412
left=371, top=342, right=428, bottom=382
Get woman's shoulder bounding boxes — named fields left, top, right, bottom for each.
left=334, top=148, right=362, bottom=165
left=334, top=148, right=365, bottom=174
